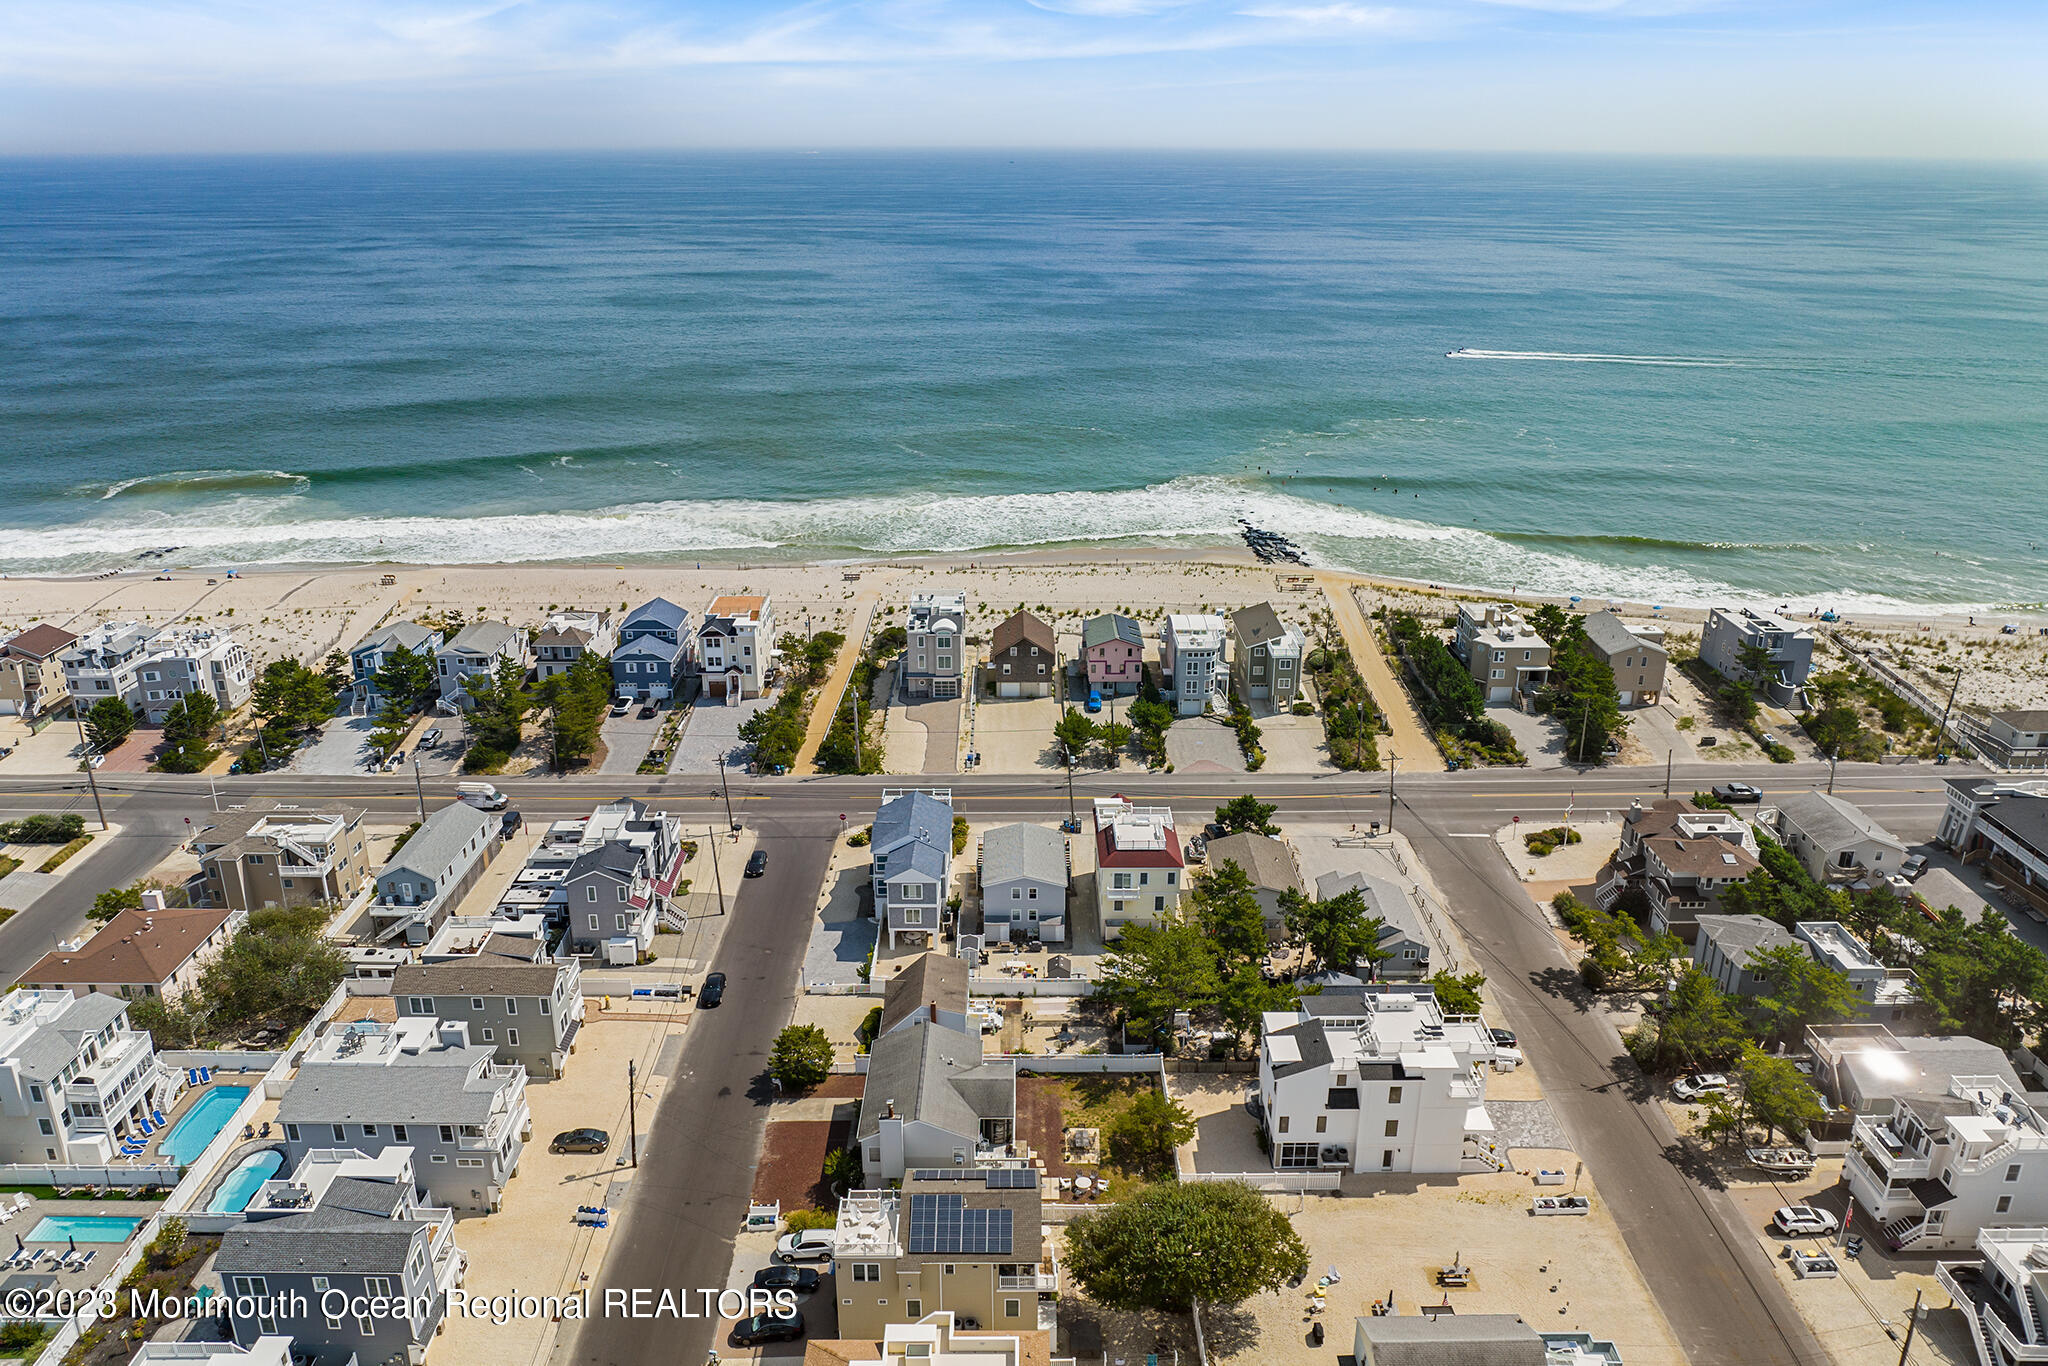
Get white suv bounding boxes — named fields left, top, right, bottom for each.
left=775, top=1229, right=837, bottom=1264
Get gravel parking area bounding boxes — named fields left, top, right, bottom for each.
left=598, top=704, right=664, bottom=775
left=1485, top=703, right=1575, bottom=768
left=1255, top=710, right=1335, bottom=773
left=1166, top=715, right=1245, bottom=773
left=667, top=696, right=772, bottom=774
left=287, top=714, right=381, bottom=774
left=970, top=696, right=1063, bottom=772
left=1484, top=1099, right=1571, bottom=1156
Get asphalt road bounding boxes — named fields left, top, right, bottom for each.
left=0, top=758, right=1966, bottom=1366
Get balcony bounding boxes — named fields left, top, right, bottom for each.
left=1852, top=1117, right=1931, bottom=1179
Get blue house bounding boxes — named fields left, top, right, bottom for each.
left=612, top=597, right=691, bottom=701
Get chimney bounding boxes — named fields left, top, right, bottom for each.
left=1628, top=799, right=1643, bottom=820
left=885, top=1099, right=897, bottom=1119
left=436, top=1020, right=470, bottom=1049
left=140, top=889, right=168, bottom=912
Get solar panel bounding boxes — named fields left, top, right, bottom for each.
left=985, top=1168, right=1039, bottom=1189
left=905, top=1194, right=1014, bottom=1255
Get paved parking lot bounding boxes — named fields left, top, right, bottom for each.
left=1166, top=714, right=1245, bottom=773
left=668, top=695, right=772, bottom=775
left=412, top=715, right=468, bottom=775
left=1484, top=703, right=1575, bottom=768
left=287, top=714, right=381, bottom=774
left=969, top=695, right=1063, bottom=772
left=599, top=703, right=665, bottom=775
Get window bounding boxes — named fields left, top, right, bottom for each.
left=505, top=999, right=517, bottom=1015
left=364, top=1124, right=378, bottom=1137
left=1277, top=1115, right=1289, bottom=1134
left=471, top=997, right=485, bottom=1011
left=1005, top=1299, right=1021, bottom=1319
left=1382, top=1150, right=1395, bottom=1170
left=1277, top=1142, right=1319, bottom=1169
left=1388, top=1086, right=1402, bottom=1104
left=27, top=1084, right=40, bottom=1102
left=1384, top=1120, right=1399, bottom=1137
left=333, top=1125, right=347, bottom=1141
left=1139, top=871, right=1149, bottom=886
left=1490, top=669, right=1504, bottom=680
left=540, top=998, right=551, bottom=1016
left=1028, top=887, right=1037, bottom=900
left=2009, top=1164, right=2023, bottom=1182
left=431, top=1154, right=447, bottom=1163
left=229, top=1276, right=268, bottom=1299
left=1112, top=873, right=1132, bottom=890
left=1315, top=1115, right=1327, bottom=1133
left=440, top=1125, right=455, bottom=1143
left=1154, top=896, right=1165, bottom=911
left=1999, top=1196, right=2015, bottom=1213
left=407, top=997, right=432, bottom=1014
left=394, top=1124, right=407, bottom=1141
left=906, top=1300, right=922, bottom=1319
left=617, top=886, right=627, bottom=902
left=904, top=908, right=923, bottom=924
left=588, top=915, right=599, bottom=930
left=37, top=1119, right=52, bottom=1136
left=285, top=1123, right=300, bottom=1142
left=481, top=1029, right=494, bottom=1042
left=586, top=886, right=598, bottom=902
left=1012, top=888, right=1022, bottom=900
left=458, top=1157, right=484, bottom=1167
left=507, top=1029, right=519, bottom=1046
left=852, top=1263, right=879, bottom=1282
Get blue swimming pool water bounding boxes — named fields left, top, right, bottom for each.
left=206, top=1149, right=284, bottom=1213
left=158, top=1086, right=251, bottom=1165
left=28, top=1215, right=141, bottom=1244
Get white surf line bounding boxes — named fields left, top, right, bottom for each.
left=1447, top=348, right=1740, bottom=368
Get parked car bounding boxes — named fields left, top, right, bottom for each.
left=501, top=810, right=523, bottom=835
left=774, top=1229, right=836, bottom=1264
left=420, top=727, right=442, bottom=747
left=1085, top=689, right=1103, bottom=713
left=1772, top=1205, right=1840, bottom=1237
left=549, top=1128, right=609, bottom=1155
left=638, top=703, right=657, bottom=720
left=1900, top=853, right=1929, bottom=880
left=1204, top=821, right=1227, bottom=842
left=1490, top=1027, right=1518, bottom=1049
left=729, top=1309, right=806, bottom=1346
left=1186, top=835, right=1207, bottom=862
left=611, top=697, right=631, bottom=716
left=750, top=1265, right=821, bottom=1295
left=699, top=971, right=726, bottom=1008
left=746, top=850, right=768, bottom=877
left=1711, top=782, right=1763, bottom=804
left=1672, top=1072, right=1730, bottom=1101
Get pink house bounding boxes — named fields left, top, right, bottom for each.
left=1082, top=613, right=1144, bottom=696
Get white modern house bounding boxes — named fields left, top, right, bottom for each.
left=534, top=609, right=617, bottom=681
left=1794, top=921, right=1920, bottom=1024
left=1939, top=777, right=2048, bottom=919
left=1092, top=796, right=1183, bottom=938
left=1255, top=984, right=1516, bottom=1174
left=60, top=621, right=255, bottom=722
left=904, top=592, right=969, bottom=700
left=1701, top=605, right=1815, bottom=706
left=1767, top=792, right=1910, bottom=884
left=873, top=789, right=954, bottom=948
left=435, top=620, right=529, bottom=710
left=1845, top=1073, right=2048, bottom=1252
left=1161, top=613, right=1227, bottom=716
left=697, top=594, right=774, bottom=700
left=58, top=621, right=154, bottom=712
left=0, top=989, right=178, bottom=1164
left=977, top=823, right=1069, bottom=944
left=1938, top=1225, right=2048, bottom=1366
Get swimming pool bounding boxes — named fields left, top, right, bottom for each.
left=207, top=1149, right=284, bottom=1213
left=28, top=1215, right=141, bottom=1244
left=158, top=1085, right=252, bottom=1165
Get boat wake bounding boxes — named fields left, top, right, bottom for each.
left=1446, top=348, right=1740, bottom=368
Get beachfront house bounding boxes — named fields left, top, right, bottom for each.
left=1599, top=798, right=1762, bottom=942
left=904, top=592, right=969, bottom=700
left=534, top=609, right=616, bottom=681
left=832, top=1173, right=1055, bottom=1342
left=1316, top=870, right=1433, bottom=980
left=277, top=1016, right=529, bottom=1212
left=1081, top=613, right=1143, bottom=698
left=1204, top=832, right=1303, bottom=941
left=1579, top=612, right=1668, bottom=707
left=611, top=596, right=691, bottom=701
left=1938, top=777, right=2048, bottom=918
left=697, top=594, right=774, bottom=700
left=977, top=823, right=1069, bottom=944
left=20, top=897, right=242, bottom=1003
left=985, top=610, right=1056, bottom=698
left=214, top=1145, right=466, bottom=1366
left=192, top=799, right=374, bottom=912
left=1229, top=603, right=1304, bottom=706
left=1093, top=796, right=1183, bottom=938
left=1453, top=604, right=1551, bottom=706
left=434, top=621, right=529, bottom=711
left=855, top=1016, right=1016, bottom=1183
left=134, top=624, right=255, bottom=722
left=393, top=940, right=583, bottom=1080
left=0, top=989, right=178, bottom=1164
left=1691, top=913, right=1801, bottom=998
left=1768, top=791, right=1910, bottom=884
left=1161, top=613, right=1227, bottom=716
left=872, top=789, right=954, bottom=949
left=59, top=621, right=154, bottom=714
left=0, top=624, right=78, bottom=720
left=1978, top=710, right=2048, bottom=771
left=1256, top=983, right=1516, bottom=1174
left=347, top=621, right=443, bottom=711
left=1701, top=606, right=1815, bottom=707
left=369, top=801, right=500, bottom=947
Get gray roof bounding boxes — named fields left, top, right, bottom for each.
left=614, top=634, right=683, bottom=662
left=1081, top=614, right=1141, bottom=651
left=278, top=1054, right=508, bottom=1126
left=1230, top=601, right=1292, bottom=649
left=3, top=993, right=129, bottom=1084
left=1318, top=870, right=1425, bottom=947
left=321, top=1176, right=410, bottom=1220
left=392, top=959, right=565, bottom=1000
left=885, top=841, right=948, bottom=884
left=1268, top=1019, right=1334, bottom=1079
left=980, top=823, right=1069, bottom=887
left=1695, top=913, right=1802, bottom=963
left=354, top=621, right=437, bottom=656
left=1993, top=710, right=2048, bottom=731
left=623, top=597, right=688, bottom=631
left=1895, top=1035, right=2022, bottom=1093
left=1206, top=833, right=1303, bottom=897
left=383, top=802, right=496, bottom=886
left=1580, top=610, right=1666, bottom=659
left=214, top=1205, right=427, bottom=1276
left=1354, top=1314, right=1545, bottom=1366
left=874, top=791, right=952, bottom=860
left=1912, top=869, right=1988, bottom=918
left=857, top=1020, right=1013, bottom=1143
left=442, top=621, right=521, bottom=655
left=880, top=953, right=971, bottom=1035
left=1775, top=792, right=1907, bottom=854
left=570, top=840, right=645, bottom=884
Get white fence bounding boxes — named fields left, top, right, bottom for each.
left=0, top=1163, right=176, bottom=1188
left=1180, top=1170, right=1342, bottom=1193
left=160, top=1050, right=284, bottom=1073
left=853, top=1051, right=1162, bottom=1078
left=808, top=977, right=1096, bottom=999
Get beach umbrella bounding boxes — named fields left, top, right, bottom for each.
left=12, top=1234, right=21, bottom=1252
left=68, top=1235, right=76, bottom=1254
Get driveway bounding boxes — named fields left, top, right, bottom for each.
left=908, top=699, right=959, bottom=774
left=1165, top=715, right=1245, bottom=774
left=1484, top=703, right=1575, bottom=769
left=600, top=705, right=666, bottom=776
left=969, top=696, right=1063, bottom=773
left=411, top=715, right=468, bottom=776
left=288, top=714, right=381, bottom=775
left=668, top=696, right=772, bottom=775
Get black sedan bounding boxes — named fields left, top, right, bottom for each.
left=699, top=971, right=727, bottom=1008
left=751, top=1265, right=822, bottom=1295
left=1490, top=1027, right=1518, bottom=1049
left=549, top=1127, right=609, bottom=1154
left=729, top=1309, right=805, bottom=1347
left=746, top=849, right=769, bottom=877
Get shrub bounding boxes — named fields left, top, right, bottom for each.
left=0, top=812, right=85, bottom=844
left=1762, top=739, right=1797, bottom=763
left=1579, top=957, right=1609, bottom=990
left=952, top=815, right=970, bottom=855
left=769, top=1024, right=835, bottom=1093
left=1290, top=700, right=1313, bottom=716
left=847, top=826, right=871, bottom=847
left=38, top=836, right=93, bottom=873
left=822, top=1146, right=865, bottom=1191
left=784, top=1208, right=837, bottom=1233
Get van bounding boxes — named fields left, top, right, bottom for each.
left=457, top=782, right=508, bottom=811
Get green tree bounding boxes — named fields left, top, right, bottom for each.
left=1648, top=967, right=1747, bottom=1073
left=1279, top=885, right=1384, bottom=975
left=1106, top=1089, right=1197, bottom=1174
left=85, top=695, right=137, bottom=753
left=1215, top=966, right=1298, bottom=1047
left=1187, top=860, right=1270, bottom=971
left=536, top=653, right=612, bottom=768
left=1063, top=1181, right=1309, bottom=1315
left=1052, top=707, right=1100, bottom=763
left=89, top=884, right=144, bottom=924
left=463, top=656, right=530, bottom=769
left=1095, top=922, right=1223, bottom=1042
left=1428, top=969, right=1487, bottom=1014
left=768, top=1024, right=835, bottom=1093
left=155, top=690, right=221, bottom=773
left=1746, top=944, right=1860, bottom=1045
left=251, top=658, right=339, bottom=734
left=369, top=698, right=411, bottom=760
left=1213, top=794, right=1279, bottom=837
left=1734, top=641, right=1778, bottom=688
left=1736, top=1045, right=1826, bottom=1143
left=373, top=644, right=437, bottom=713
left=1528, top=603, right=1571, bottom=642
left=1535, top=617, right=1628, bottom=764
left=320, top=650, right=352, bottom=694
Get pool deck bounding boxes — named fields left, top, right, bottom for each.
left=117, top=1077, right=267, bottom=1169
left=0, top=1195, right=166, bottom=1294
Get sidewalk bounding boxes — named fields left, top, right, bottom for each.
left=797, top=595, right=879, bottom=773
left=1319, top=577, right=1445, bottom=773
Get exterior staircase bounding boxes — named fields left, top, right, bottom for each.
left=1882, top=1215, right=1930, bottom=1250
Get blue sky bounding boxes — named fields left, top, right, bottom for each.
left=3, top=0, right=2044, bottom=155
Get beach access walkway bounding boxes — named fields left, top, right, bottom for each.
left=797, top=592, right=882, bottom=773
left=1318, top=575, right=1446, bottom=774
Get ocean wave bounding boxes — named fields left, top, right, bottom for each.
left=1496, top=531, right=1830, bottom=555
left=93, top=468, right=312, bottom=500
left=1447, top=349, right=1741, bottom=368
left=0, top=474, right=2007, bottom=613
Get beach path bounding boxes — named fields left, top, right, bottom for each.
left=797, top=593, right=881, bottom=773
left=1318, top=575, right=1446, bottom=773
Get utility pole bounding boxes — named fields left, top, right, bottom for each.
left=1895, top=1289, right=1922, bottom=1366
left=1934, top=667, right=1965, bottom=762
left=708, top=826, right=727, bottom=916
left=627, top=1058, right=639, bottom=1168
left=209, top=776, right=221, bottom=813
left=1664, top=748, right=1673, bottom=798
left=1578, top=699, right=1590, bottom=765
left=1064, top=749, right=1078, bottom=829
left=83, top=754, right=108, bottom=832
left=1387, top=754, right=1398, bottom=833
left=1827, top=748, right=1839, bottom=795
left=717, top=753, right=737, bottom=831
left=412, top=758, right=427, bottom=822
left=1108, top=690, right=1119, bottom=769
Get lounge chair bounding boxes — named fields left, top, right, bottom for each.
left=152, top=1109, right=166, bottom=1127
left=75, top=1250, right=95, bottom=1272
left=10, top=1194, right=30, bottom=1211
left=258, top=1122, right=271, bottom=1138
left=186, top=1069, right=199, bottom=1086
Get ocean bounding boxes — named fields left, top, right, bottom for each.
left=3, top=152, right=2045, bottom=611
